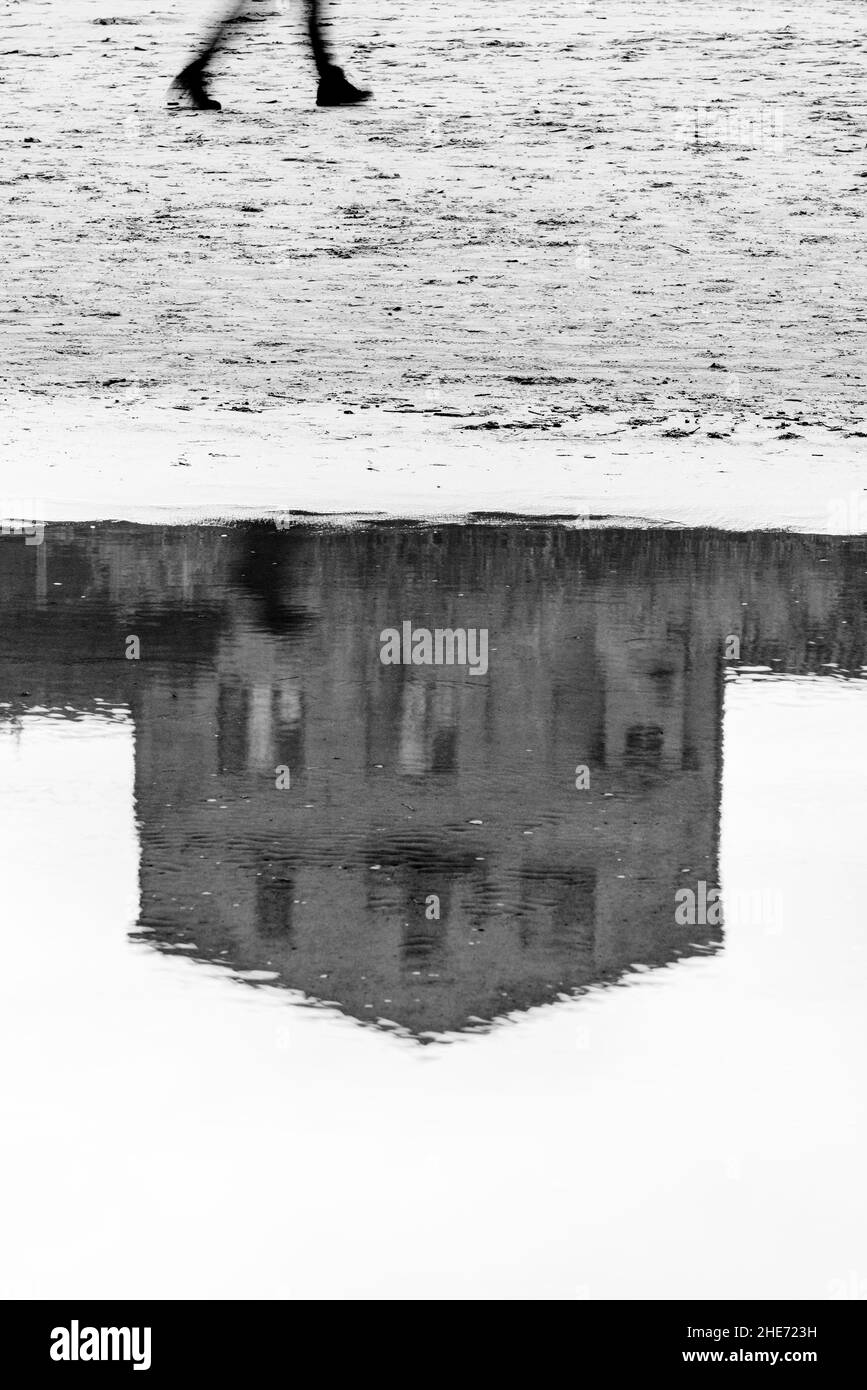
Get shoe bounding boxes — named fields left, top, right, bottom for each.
left=170, top=61, right=222, bottom=111
left=316, top=65, right=371, bottom=107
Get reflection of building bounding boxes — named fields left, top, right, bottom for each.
left=1, top=525, right=864, bottom=1037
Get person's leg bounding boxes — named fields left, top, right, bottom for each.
left=308, top=0, right=371, bottom=106
left=306, top=0, right=333, bottom=77
left=171, top=1, right=246, bottom=110
left=171, top=0, right=371, bottom=110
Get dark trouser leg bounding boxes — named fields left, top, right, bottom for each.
left=307, top=0, right=334, bottom=78
left=195, top=0, right=247, bottom=68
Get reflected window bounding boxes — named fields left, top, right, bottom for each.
left=624, top=723, right=665, bottom=766
left=217, top=680, right=249, bottom=775
left=256, top=877, right=294, bottom=939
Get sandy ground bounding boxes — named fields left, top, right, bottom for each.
left=3, top=392, right=866, bottom=529
left=2, top=0, right=866, bottom=524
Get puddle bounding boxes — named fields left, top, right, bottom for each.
left=1, top=522, right=864, bottom=1041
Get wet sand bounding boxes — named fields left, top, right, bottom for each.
left=2, top=1, right=865, bottom=525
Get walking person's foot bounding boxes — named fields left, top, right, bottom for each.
left=316, top=64, right=371, bottom=107
left=170, top=61, right=222, bottom=111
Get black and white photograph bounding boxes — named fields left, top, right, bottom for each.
left=1, top=0, right=865, bottom=1344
